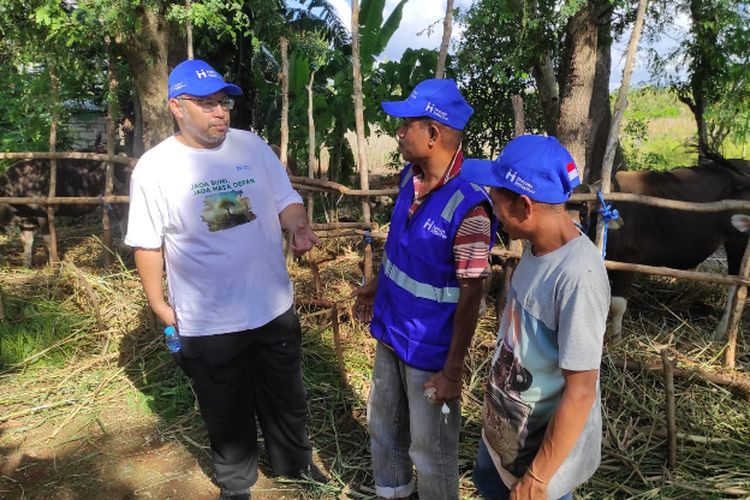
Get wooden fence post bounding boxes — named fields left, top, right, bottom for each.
left=497, top=95, right=525, bottom=318
left=661, top=349, right=677, bottom=471
left=723, top=237, right=750, bottom=367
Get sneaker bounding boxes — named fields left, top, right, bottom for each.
left=297, top=463, right=329, bottom=484
left=218, top=489, right=250, bottom=500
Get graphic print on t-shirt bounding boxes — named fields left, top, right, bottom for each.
left=483, top=292, right=534, bottom=475
left=200, top=190, right=257, bottom=232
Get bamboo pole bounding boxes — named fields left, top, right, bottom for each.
left=661, top=349, right=677, bottom=471
left=102, top=45, right=117, bottom=267
left=435, top=0, right=454, bottom=79
left=306, top=70, right=317, bottom=223
left=47, top=61, right=60, bottom=265
left=331, top=303, right=348, bottom=385
left=351, top=0, right=371, bottom=224
left=722, top=236, right=750, bottom=367
left=595, top=0, right=648, bottom=252
left=0, top=196, right=130, bottom=205
left=612, top=357, right=750, bottom=401
left=491, top=247, right=750, bottom=287
left=0, top=152, right=135, bottom=165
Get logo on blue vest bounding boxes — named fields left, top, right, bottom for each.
left=423, top=218, right=447, bottom=240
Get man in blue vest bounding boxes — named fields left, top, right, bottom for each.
left=353, top=79, right=496, bottom=500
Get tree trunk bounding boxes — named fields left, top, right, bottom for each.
left=47, top=60, right=60, bottom=265
left=585, top=3, right=613, bottom=184
left=556, top=0, right=598, bottom=180
left=103, top=46, right=118, bottom=266
left=351, top=0, right=371, bottom=224
left=120, top=6, right=172, bottom=152
left=435, top=0, right=454, bottom=79
left=306, top=71, right=317, bottom=224
left=533, top=52, right=559, bottom=136
left=280, top=37, right=289, bottom=171
left=185, top=0, right=193, bottom=60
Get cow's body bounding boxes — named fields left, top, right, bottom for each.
left=593, top=160, right=750, bottom=339
left=0, top=158, right=130, bottom=266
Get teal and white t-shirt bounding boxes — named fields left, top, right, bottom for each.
left=125, top=129, right=302, bottom=336
left=483, top=234, right=609, bottom=498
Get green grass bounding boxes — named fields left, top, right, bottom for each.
left=621, top=86, right=748, bottom=171
left=0, top=294, right=95, bottom=368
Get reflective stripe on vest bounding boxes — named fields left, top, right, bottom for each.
left=441, top=190, right=465, bottom=222
left=382, top=254, right=460, bottom=304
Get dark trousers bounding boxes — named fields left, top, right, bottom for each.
left=178, top=307, right=312, bottom=492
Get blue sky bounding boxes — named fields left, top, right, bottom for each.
left=327, top=0, right=689, bottom=91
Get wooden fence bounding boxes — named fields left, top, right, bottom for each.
left=1, top=152, right=749, bottom=368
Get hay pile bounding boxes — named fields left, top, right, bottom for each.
left=0, top=229, right=749, bottom=498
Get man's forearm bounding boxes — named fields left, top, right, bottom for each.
left=134, top=247, right=167, bottom=310
left=279, top=203, right=308, bottom=232
left=442, top=277, right=485, bottom=380
left=529, top=369, right=598, bottom=482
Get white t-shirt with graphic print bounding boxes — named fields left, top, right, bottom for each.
left=125, top=129, right=303, bottom=336
left=482, top=234, right=610, bottom=498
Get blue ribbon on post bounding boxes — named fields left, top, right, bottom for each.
left=363, top=230, right=373, bottom=246
left=597, top=191, right=619, bottom=259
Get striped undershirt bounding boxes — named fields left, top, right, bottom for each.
left=409, top=149, right=491, bottom=279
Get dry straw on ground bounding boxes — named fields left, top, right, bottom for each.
left=0, top=224, right=748, bottom=499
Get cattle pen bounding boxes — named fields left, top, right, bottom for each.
left=1, top=152, right=749, bottom=498
left=3, top=152, right=749, bottom=368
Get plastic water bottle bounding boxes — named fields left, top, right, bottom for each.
left=164, top=325, right=181, bottom=353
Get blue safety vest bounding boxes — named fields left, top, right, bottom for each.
left=371, top=164, right=496, bottom=371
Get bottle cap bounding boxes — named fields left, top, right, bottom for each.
left=164, top=326, right=176, bottom=335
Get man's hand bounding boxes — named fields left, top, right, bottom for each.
left=291, top=220, right=321, bottom=255
left=351, top=279, right=378, bottom=322
left=510, top=473, right=547, bottom=500
left=423, top=370, right=462, bottom=404
left=152, top=300, right=177, bottom=327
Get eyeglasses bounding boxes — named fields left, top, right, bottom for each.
left=178, top=96, right=235, bottom=113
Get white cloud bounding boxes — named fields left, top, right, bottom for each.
left=610, top=10, right=690, bottom=90
left=329, top=0, right=475, bottom=61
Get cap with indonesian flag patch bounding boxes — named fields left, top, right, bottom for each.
left=460, top=135, right=581, bottom=203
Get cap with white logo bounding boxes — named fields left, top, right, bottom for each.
left=460, top=135, right=581, bottom=203
left=168, top=59, right=243, bottom=99
left=381, top=79, right=473, bottom=131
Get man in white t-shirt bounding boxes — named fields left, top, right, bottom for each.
left=461, top=136, right=610, bottom=499
left=125, top=59, right=323, bottom=500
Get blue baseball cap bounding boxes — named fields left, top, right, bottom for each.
left=168, top=59, right=243, bottom=99
left=461, top=135, right=581, bottom=203
left=381, top=79, right=473, bottom=131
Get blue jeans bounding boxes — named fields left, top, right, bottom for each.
left=367, top=342, right=461, bottom=500
left=473, top=440, right=573, bottom=500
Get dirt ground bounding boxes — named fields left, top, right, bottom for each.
left=0, top=398, right=335, bottom=500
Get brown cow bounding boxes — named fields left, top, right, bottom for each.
left=584, top=158, right=750, bottom=340
left=0, top=158, right=130, bottom=267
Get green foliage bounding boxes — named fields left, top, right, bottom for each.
left=620, top=86, right=697, bottom=170
left=648, top=0, right=750, bottom=153
left=454, top=0, right=558, bottom=156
